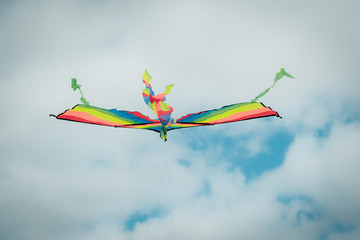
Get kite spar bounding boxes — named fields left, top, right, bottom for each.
left=51, top=68, right=294, bottom=141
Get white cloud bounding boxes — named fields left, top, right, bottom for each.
left=1, top=0, right=359, bottom=239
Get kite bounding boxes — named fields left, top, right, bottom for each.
left=51, top=68, right=294, bottom=141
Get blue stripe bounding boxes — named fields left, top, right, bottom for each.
left=108, top=109, right=154, bottom=124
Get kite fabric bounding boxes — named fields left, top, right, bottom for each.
left=251, top=68, right=294, bottom=103
left=71, top=78, right=89, bottom=105
left=142, top=70, right=174, bottom=138
left=51, top=68, right=294, bottom=141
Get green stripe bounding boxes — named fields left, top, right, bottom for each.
left=195, top=102, right=262, bottom=123
left=74, top=105, right=137, bottom=124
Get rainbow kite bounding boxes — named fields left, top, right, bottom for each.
left=51, top=68, right=294, bottom=141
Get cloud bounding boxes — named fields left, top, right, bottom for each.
left=0, top=0, right=359, bottom=239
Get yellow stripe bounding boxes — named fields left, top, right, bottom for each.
left=160, top=102, right=171, bottom=111
left=127, top=123, right=162, bottom=129
left=197, top=103, right=263, bottom=123
left=73, top=106, right=133, bottom=124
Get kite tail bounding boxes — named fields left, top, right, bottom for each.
left=251, top=68, right=294, bottom=103
left=71, top=78, right=90, bottom=105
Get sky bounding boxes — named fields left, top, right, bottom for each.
left=0, top=0, right=359, bottom=239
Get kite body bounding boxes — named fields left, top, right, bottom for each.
left=141, top=70, right=174, bottom=139
left=51, top=69, right=294, bottom=141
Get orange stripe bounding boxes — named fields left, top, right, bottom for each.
left=59, top=110, right=122, bottom=126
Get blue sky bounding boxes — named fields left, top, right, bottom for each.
left=0, top=0, right=360, bottom=239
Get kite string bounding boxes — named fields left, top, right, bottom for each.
left=165, top=142, right=174, bottom=240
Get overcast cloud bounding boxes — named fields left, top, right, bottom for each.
left=1, top=0, right=359, bottom=239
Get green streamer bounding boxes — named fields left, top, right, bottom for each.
left=251, top=68, right=294, bottom=103
left=160, top=126, right=168, bottom=141
left=71, top=78, right=89, bottom=105
left=165, top=84, right=174, bottom=94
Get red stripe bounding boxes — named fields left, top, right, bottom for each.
left=58, top=110, right=121, bottom=127
left=209, top=107, right=277, bottom=124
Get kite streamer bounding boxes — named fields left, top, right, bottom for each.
left=251, top=68, right=294, bottom=103
left=71, top=78, right=89, bottom=105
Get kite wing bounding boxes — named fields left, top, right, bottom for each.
left=50, top=104, right=164, bottom=132
left=168, top=102, right=279, bottom=131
